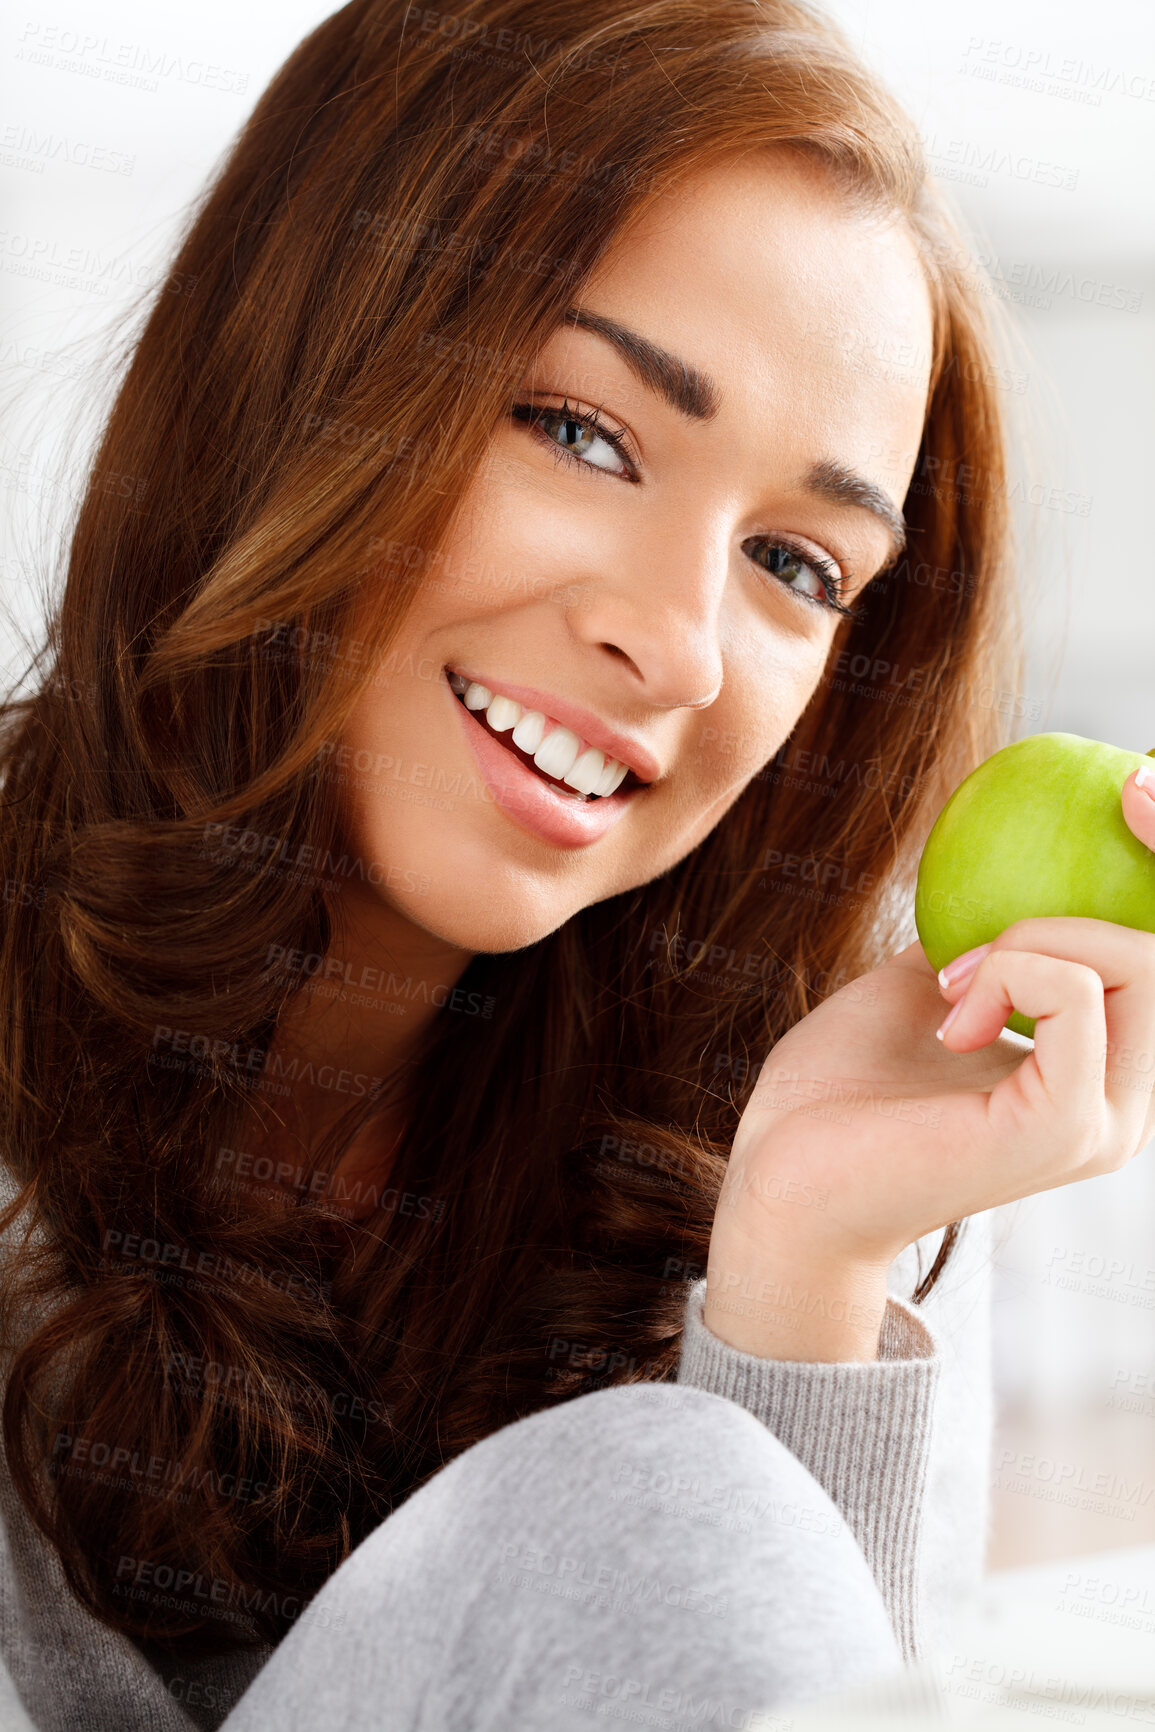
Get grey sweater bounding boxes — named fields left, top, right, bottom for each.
left=0, top=1156, right=992, bottom=1732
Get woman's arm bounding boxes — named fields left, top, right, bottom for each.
left=675, top=1259, right=939, bottom=1662
left=675, top=1211, right=996, bottom=1663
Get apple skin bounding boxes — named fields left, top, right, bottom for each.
left=915, top=733, right=1155, bottom=1040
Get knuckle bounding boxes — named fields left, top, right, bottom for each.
left=1062, top=960, right=1104, bottom=1001
left=1129, top=929, right=1155, bottom=975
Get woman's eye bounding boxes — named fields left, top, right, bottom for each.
left=747, top=541, right=850, bottom=615
left=511, top=402, right=631, bottom=478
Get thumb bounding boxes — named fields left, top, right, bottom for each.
left=1120, top=751, right=1155, bottom=852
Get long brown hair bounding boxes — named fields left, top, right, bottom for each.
left=0, top=0, right=1021, bottom=1659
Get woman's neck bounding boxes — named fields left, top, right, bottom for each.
left=229, top=884, right=474, bottom=1216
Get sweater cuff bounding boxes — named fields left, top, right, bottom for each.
left=675, top=1276, right=940, bottom=1663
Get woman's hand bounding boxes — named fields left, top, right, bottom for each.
left=704, top=765, right=1155, bottom=1362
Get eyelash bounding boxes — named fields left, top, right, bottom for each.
left=510, top=397, right=859, bottom=620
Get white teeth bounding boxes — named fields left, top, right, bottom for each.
left=591, top=759, right=616, bottom=798
left=485, top=694, right=522, bottom=733
left=563, top=746, right=606, bottom=796
left=510, top=709, right=547, bottom=753
left=450, top=670, right=635, bottom=797
left=533, top=725, right=582, bottom=782
left=593, top=756, right=628, bottom=797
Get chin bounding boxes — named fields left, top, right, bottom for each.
left=386, top=876, right=585, bottom=954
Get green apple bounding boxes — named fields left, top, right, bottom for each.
left=915, top=733, right=1155, bottom=1039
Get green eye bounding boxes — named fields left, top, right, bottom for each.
left=760, top=545, right=826, bottom=600
left=746, top=540, right=854, bottom=617
left=511, top=400, right=632, bottom=477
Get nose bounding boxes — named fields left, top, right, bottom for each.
left=563, top=510, right=729, bottom=711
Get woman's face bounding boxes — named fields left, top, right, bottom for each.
left=339, top=149, right=934, bottom=954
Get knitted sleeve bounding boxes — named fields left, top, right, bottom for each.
left=675, top=1270, right=942, bottom=1663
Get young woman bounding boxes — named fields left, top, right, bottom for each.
left=2, top=1, right=1153, bottom=1727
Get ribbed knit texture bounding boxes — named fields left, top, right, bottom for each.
left=675, top=1279, right=940, bottom=1663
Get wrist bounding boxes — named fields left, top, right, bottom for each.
left=702, top=1232, right=891, bottom=1363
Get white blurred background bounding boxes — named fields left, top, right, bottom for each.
left=2, top=0, right=1153, bottom=1572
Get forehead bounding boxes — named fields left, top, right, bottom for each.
left=571, top=148, right=934, bottom=473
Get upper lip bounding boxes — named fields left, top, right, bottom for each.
left=445, top=666, right=662, bottom=786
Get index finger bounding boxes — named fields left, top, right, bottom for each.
left=943, top=915, right=1155, bottom=1140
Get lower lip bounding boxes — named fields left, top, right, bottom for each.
left=446, top=673, right=642, bottom=848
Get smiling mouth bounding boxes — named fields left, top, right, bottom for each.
left=447, top=674, right=643, bottom=803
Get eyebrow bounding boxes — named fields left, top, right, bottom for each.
left=802, top=458, right=907, bottom=561
left=563, top=306, right=722, bottom=422
left=561, top=305, right=908, bottom=562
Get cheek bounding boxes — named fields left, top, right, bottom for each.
left=475, top=440, right=631, bottom=582
left=434, top=456, right=525, bottom=576
left=714, top=642, right=832, bottom=782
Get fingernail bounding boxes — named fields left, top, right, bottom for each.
left=938, top=942, right=993, bottom=991
left=1135, top=763, right=1155, bottom=802
left=936, top=997, right=965, bottom=1042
